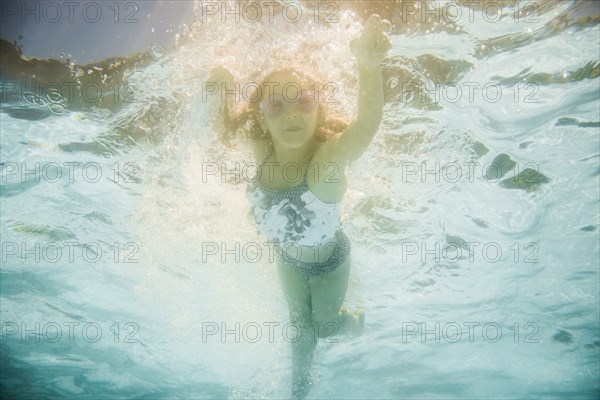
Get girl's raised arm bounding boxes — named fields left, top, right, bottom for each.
left=329, top=14, right=392, bottom=163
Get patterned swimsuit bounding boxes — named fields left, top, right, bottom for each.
left=246, top=146, right=351, bottom=277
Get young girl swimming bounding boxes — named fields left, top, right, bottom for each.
left=208, top=14, right=391, bottom=399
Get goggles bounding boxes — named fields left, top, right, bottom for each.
left=260, top=93, right=318, bottom=118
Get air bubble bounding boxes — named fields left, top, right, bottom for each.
left=149, top=45, right=166, bottom=60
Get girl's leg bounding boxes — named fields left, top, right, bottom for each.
left=309, top=256, right=365, bottom=337
left=276, top=259, right=316, bottom=399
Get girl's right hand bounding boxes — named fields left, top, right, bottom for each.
left=350, top=14, right=392, bottom=67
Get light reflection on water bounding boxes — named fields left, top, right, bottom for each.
left=1, top=1, right=599, bottom=399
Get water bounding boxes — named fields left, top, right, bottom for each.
left=1, top=1, right=599, bottom=399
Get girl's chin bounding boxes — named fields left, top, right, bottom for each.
left=275, top=133, right=313, bottom=147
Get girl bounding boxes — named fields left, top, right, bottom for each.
left=209, top=14, right=392, bottom=399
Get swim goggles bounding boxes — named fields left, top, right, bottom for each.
left=260, top=93, right=318, bottom=117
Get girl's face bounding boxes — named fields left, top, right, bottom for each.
left=258, top=72, right=319, bottom=149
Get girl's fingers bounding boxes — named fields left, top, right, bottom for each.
left=365, top=14, right=382, bottom=28
left=354, top=15, right=392, bottom=57
left=366, top=16, right=391, bottom=38
left=366, top=14, right=391, bottom=32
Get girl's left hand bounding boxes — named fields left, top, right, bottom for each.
left=350, top=14, right=393, bottom=67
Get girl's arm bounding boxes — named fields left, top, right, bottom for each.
left=206, top=67, right=234, bottom=131
left=328, top=15, right=392, bottom=163
left=206, top=67, right=270, bottom=160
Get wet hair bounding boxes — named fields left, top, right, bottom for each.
left=218, top=66, right=348, bottom=148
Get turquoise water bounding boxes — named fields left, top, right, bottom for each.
left=1, top=1, right=599, bottom=399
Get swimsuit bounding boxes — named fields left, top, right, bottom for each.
left=246, top=146, right=351, bottom=277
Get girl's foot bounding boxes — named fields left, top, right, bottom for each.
left=339, top=307, right=366, bottom=336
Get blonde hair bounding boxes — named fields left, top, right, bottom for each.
left=218, top=66, right=348, bottom=148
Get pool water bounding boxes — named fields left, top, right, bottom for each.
left=1, top=1, right=599, bottom=399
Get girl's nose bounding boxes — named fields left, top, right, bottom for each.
left=285, top=110, right=300, bottom=119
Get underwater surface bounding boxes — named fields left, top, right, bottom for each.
left=1, top=1, right=599, bottom=399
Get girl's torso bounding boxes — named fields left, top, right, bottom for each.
left=247, top=138, right=347, bottom=261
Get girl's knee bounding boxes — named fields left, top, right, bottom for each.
left=288, top=302, right=312, bottom=324
left=311, top=308, right=340, bottom=336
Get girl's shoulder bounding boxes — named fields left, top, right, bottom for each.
left=313, top=135, right=350, bottom=172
